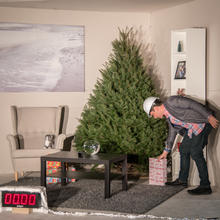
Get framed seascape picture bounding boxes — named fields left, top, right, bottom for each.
left=0, top=22, right=85, bottom=92
left=175, top=61, right=186, bottom=79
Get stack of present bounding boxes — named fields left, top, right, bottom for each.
left=149, top=158, right=167, bottom=186
left=46, top=161, right=76, bottom=184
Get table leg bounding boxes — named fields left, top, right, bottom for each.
left=104, top=161, right=111, bottom=198
left=41, top=158, right=46, bottom=187
left=122, top=156, right=128, bottom=191
left=61, top=162, right=67, bottom=186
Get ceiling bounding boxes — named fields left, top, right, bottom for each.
left=0, top=0, right=195, bottom=12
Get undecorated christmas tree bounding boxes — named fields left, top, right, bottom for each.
left=74, top=28, right=167, bottom=166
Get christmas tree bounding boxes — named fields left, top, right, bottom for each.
left=74, top=28, right=167, bottom=166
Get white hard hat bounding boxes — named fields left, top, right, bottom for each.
left=143, top=97, right=159, bottom=117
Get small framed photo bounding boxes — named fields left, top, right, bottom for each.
left=175, top=61, right=186, bottom=79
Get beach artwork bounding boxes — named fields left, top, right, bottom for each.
left=0, top=22, right=84, bottom=92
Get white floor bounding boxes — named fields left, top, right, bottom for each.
left=0, top=173, right=220, bottom=220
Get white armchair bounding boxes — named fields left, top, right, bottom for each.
left=7, top=105, right=74, bottom=181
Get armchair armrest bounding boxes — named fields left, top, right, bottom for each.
left=55, top=134, right=74, bottom=151
left=7, top=135, right=19, bottom=151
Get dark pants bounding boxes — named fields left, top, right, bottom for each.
left=179, top=123, right=212, bottom=186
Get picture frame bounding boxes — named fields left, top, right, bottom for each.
left=0, top=22, right=85, bottom=92
left=175, top=61, right=186, bottom=79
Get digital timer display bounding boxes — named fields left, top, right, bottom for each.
left=2, top=191, right=41, bottom=208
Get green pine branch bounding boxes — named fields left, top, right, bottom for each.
left=74, top=27, right=167, bottom=166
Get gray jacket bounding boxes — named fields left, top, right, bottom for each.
left=163, top=95, right=212, bottom=150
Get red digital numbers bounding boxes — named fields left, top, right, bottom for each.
left=4, top=193, right=12, bottom=204
left=29, top=194, right=36, bottom=206
left=21, top=194, right=28, bottom=205
left=12, top=193, right=20, bottom=205
left=4, top=193, right=36, bottom=206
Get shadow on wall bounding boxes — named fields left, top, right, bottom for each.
left=207, top=101, right=220, bottom=187
left=134, top=26, right=168, bottom=101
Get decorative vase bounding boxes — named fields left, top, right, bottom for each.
left=177, top=41, right=182, bottom=52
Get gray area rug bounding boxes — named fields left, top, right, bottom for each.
left=2, top=176, right=184, bottom=214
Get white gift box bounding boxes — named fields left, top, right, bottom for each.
left=149, top=158, right=167, bottom=186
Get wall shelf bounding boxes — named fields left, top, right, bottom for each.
left=171, top=28, right=206, bottom=102
left=171, top=28, right=206, bottom=186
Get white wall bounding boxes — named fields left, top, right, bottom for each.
left=0, top=7, right=150, bottom=173
left=150, top=0, right=220, bottom=186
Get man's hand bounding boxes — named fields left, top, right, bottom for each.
left=208, top=115, right=219, bottom=129
left=157, top=150, right=168, bottom=160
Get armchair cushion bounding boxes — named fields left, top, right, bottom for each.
left=18, top=132, right=55, bottom=149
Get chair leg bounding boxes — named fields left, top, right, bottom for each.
left=14, top=171, right=18, bottom=182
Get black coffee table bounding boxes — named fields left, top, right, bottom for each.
left=40, top=151, right=128, bottom=198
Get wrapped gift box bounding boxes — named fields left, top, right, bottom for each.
left=47, top=161, right=61, bottom=175
left=46, top=168, right=59, bottom=175
left=149, top=158, right=167, bottom=186
left=47, top=161, right=61, bottom=169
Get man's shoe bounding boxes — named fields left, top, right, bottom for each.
left=187, top=186, right=212, bottom=195
left=165, top=179, right=188, bottom=187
